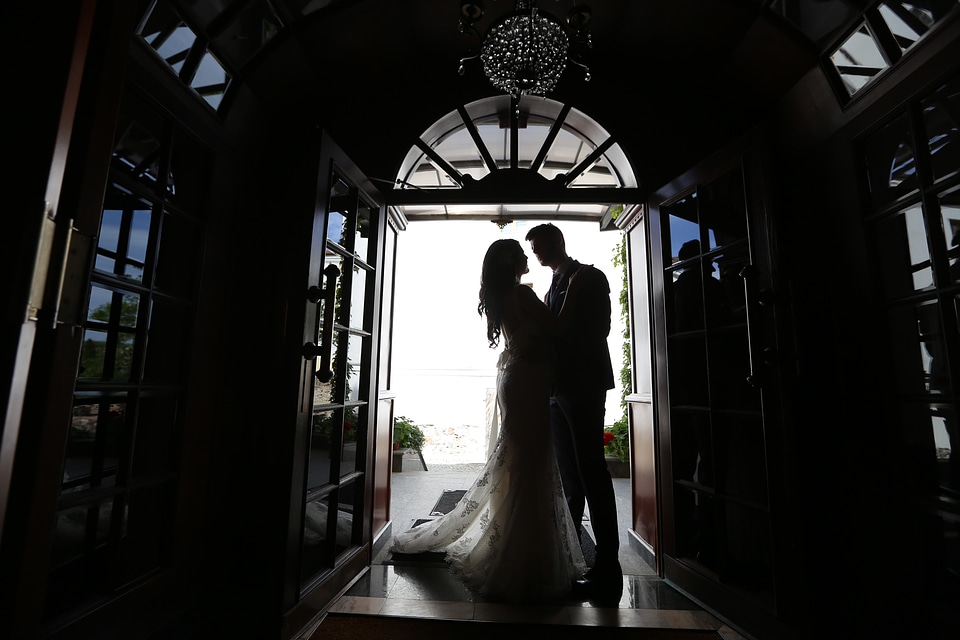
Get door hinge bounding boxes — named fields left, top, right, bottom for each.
left=26, top=202, right=59, bottom=323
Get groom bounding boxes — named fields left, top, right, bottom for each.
left=525, top=223, right=623, bottom=603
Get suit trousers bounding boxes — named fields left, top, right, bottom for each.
left=550, top=388, right=620, bottom=568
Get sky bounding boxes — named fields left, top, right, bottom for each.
left=390, top=218, right=627, bottom=462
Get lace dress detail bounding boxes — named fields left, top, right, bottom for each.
left=391, top=310, right=586, bottom=603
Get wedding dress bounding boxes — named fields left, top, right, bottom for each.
left=391, top=294, right=586, bottom=603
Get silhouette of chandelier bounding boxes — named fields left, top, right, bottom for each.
left=458, top=1, right=592, bottom=97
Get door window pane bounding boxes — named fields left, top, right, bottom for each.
left=665, top=195, right=700, bottom=264
left=714, top=416, right=768, bottom=505
left=673, top=487, right=718, bottom=569
left=45, top=499, right=116, bottom=617
left=709, top=327, right=759, bottom=412
left=709, top=243, right=750, bottom=328
left=125, top=211, right=151, bottom=281
left=345, top=334, right=367, bottom=403
left=347, top=265, right=367, bottom=330
left=887, top=300, right=945, bottom=394
left=168, top=129, right=212, bottom=209
left=111, top=94, right=164, bottom=185
left=97, top=185, right=154, bottom=283
left=863, top=114, right=918, bottom=207
left=143, top=299, right=190, bottom=383
left=341, top=408, right=360, bottom=468
left=900, top=403, right=948, bottom=493
left=120, top=483, right=175, bottom=582
left=938, top=190, right=960, bottom=284
left=671, top=409, right=713, bottom=490
left=930, top=405, right=957, bottom=492
left=355, top=204, right=372, bottom=264
left=63, top=397, right=125, bottom=493
left=670, top=256, right=707, bottom=332
left=335, top=484, right=358, bottom=554
left=720, top=501, right=774, bottom=603
left=326, top=210, right=347, bottom=249
left=131, top=395, right=180, bottom=477
left=699, top=167, right=748, bottom=251
left=309, top=410, right=335, bottom=490
left=923, top=77, right=960, bottom=182
left=154, top=211, right=202, bottom=297
left=80, top=287, right=140, bottom=382
left=302, top=485, right=360, bottom=576
left=668, top=334, right=708, bottom=406
left=874, top=205, right=933, bottom=297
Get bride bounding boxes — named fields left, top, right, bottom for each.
left=391, top=238, right=586, bottom=603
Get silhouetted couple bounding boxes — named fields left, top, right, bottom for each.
left=392, top=224, right=622, bottom=605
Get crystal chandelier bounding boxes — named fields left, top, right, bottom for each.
left=458, top=1, right=592, bottom=97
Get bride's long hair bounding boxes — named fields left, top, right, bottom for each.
left=478, top=239, right=522, bottom=348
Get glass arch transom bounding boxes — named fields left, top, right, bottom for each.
left=396, top=95, right=637, bottom=191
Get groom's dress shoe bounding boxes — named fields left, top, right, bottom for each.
left=568, top=573, right=623, bottom=605
left=575, top=560, right=623, bottom=605
left=569, top=579, right=593, bottom=601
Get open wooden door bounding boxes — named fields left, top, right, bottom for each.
left=649, top=135, right=793, bottom=638
left=281, top=132, right=391, bottom=636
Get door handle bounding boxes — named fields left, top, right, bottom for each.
left=303, top=263, right=341, bottom=383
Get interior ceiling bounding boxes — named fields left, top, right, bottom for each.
left=210, top=0, right=835, bottom=199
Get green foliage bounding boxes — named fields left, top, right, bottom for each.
left=393, top=415, right=426, bottom=452
left=80, top=297, right=139, bottom=379
left=608, top=232, right=631, bottom=462
left=604, top=418, right=629, bottom=462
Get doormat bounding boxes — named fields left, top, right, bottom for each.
left=430, top=489, right=466, bottom=515
left=385, top=489, right=466, bottom=566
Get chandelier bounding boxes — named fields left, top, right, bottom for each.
left=458, top=1, right=592, bottom=97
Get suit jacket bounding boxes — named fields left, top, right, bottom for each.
left=546, top=260, right=615, bottom=394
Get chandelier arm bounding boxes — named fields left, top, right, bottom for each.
left=459, top=23, right=482, bottom=40
left=458, top=53, right=481, bottom=76
left=567, top=56, right=591, bottom=81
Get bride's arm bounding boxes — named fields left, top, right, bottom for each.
left=513, top=280, right=581, bottom=336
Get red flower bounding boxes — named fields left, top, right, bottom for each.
left=603, top=431, right=615, bottom=446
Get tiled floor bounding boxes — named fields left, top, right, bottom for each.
left=326, top=461, right=750, bottom=639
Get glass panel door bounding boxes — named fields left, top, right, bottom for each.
left=299, top=164, right=381, bottom=592
left=46, top=88, right=209, bottom=624
left=660, top=164, right=776, bottom=607
left=860, top=73, right=960, bottom=628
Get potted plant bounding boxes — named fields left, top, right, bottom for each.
left=604, top=418, right=630, bottom=477
left=393, top=415, right=425, bottom=452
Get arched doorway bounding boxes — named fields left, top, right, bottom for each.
left=371, top=91, right=655, bottom=585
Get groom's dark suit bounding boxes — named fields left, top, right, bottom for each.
left=546, top=259, right=620, bottom=578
